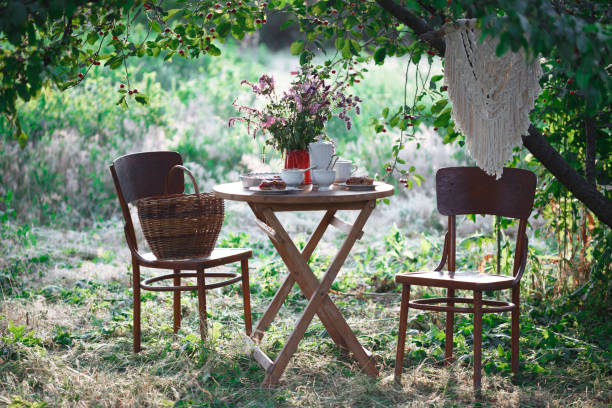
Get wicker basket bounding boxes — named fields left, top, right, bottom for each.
left=137, top=165, right=224, bottom=259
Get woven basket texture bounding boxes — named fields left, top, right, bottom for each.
left=137, top=166, right=224, bottom=259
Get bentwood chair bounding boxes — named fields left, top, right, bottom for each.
left=110, top=151, right=252, bottom=352
left=394, top=167, right=536, bottom=389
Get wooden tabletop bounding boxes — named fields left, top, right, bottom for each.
left=213, top=182, right=394, bottom=204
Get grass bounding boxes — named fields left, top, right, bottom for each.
left=0, top=35, right=610, bottom=408
left=1, top=202, right=610, bottom=407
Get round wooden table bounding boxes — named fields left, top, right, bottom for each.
left=214, top=181, right=394, bottom=386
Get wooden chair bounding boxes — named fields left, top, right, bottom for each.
left=110, top=151, right=252, bottom=352
left=394, top=167, right=536, bottom=389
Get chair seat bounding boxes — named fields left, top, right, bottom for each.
left=395, top=270, right=515, bottom=290
left=139, top=247, right=252, bottom=269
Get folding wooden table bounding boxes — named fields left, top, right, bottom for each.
left=213, top=182, right=394, bottom=386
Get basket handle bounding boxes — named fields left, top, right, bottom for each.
left=164, top=165, right=201, bottom=196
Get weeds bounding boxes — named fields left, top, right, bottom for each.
left=0, top=210, right=610, bottom=407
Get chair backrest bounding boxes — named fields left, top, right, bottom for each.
left=110, top=151, right=184, bottom=204
left=434, top=167, right=537, bottom=277
left=436, top=167, right=536, bottom=219
left=109, top=151, right=185, bottom=251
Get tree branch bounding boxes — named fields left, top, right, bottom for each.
left=375, top=0, right=612, bottom=228
left=375, top=0, right=446, bottom=55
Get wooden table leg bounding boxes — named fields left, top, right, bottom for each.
left=249, top=206, right=347, bottom=349
left=251, top=210, right=336, bottom=342
left=258, top=202, right=379, bottom=386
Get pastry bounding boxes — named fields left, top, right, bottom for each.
left=259, top=180, right=286, bottom=190
left=346, top=176, right=373, bottom=185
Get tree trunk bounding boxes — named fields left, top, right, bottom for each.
left=376, top=0, right=612, bottom=228
left=522, top=126, right=612, bottom=227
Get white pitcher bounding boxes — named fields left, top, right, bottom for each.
left=308, top=136, right=334, bottom=171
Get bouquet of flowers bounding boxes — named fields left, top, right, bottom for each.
left=229, top=64, right=361, bottom=152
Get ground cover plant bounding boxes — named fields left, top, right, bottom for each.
left=1, top=1, right=611, bottom=407
left=1, top=210, right=611, bottom=406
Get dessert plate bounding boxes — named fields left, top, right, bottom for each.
left=336, top=182, right=376, bottom=191
left=248, top=186, right=305, bottom=194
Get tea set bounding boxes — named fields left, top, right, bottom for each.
left=241, top=137, right=361, bottom=193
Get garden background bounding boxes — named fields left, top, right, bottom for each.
left=1, top=8, right=611, bottom=408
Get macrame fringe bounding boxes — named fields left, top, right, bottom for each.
left=444, top=19, right=542, bottom=178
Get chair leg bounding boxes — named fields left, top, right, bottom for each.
left=173, top=269, right=181, bottom=333
left=394, top=284, right=410, bottom=383
left=132, top=260, right=142, bottom=353
left=473, top=290, right=483, bottom=390
left=240, top=259, right=252, bottom=336
left=511, top=285, right=520, bottom=374
left=196, top=268, right=208, bottom=339
left=445, top=288, right=455, bottom=366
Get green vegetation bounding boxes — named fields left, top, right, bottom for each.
left=1, top=41, right=611, bottom=405
left=1, top=1, right=611, bottom=406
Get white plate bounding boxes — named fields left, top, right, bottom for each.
left=248, top=186, right=305, bottom=194
left=241, top=173, right=281, bottom=188
left=336, top=182, right=376, bottom=191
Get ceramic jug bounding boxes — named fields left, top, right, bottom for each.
left=308, top=136, right=334, bottom=171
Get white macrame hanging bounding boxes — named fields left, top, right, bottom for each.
left=444, top=19, right=542, bottom=178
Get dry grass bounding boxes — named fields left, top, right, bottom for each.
left=1, top=215, right=610, bottom=408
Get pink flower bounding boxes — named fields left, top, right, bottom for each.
left=261, top=115, right=286, bottom=129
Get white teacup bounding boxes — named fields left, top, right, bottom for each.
left=281, top=169, right=305, bottom=186
left=335, top=159, right=358, bottom=182
left=311, top=169, right=336, bottom=190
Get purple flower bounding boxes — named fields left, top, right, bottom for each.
left=309, top=103, right=321, bottom=114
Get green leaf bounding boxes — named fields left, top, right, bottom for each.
left=105, top=55, right=124, bottom=69
left=164, top=9, right=181, bottom=21
left=431, top=99, right=448, bottom=114
left=290, top=40, right=305, bottom=56
left=299, top=50, right=312, bottom=65
left=232, top=24, right=245, bottom=40
left=344, top=15, right=358, bottom=29
left=382, top=107, right=389, bottom=119
left=341, top=40, right=352, bottom=59
left=86, top=32, right=98, bottom=45
left=280, top=19, right=295, bottom=30
left=217, top=22, right=231, bottom=38
left=433, top=110, right=451, bottom=128
left=496, top=32, right=510, bottom=56
left=389, top=115, right=399, bottom=127
left=151, top=21, right=162, bottom=33
left=374, top=47, right=386, bottom=65
left=134, top=94, right=149, bottom=105
left=310, top=1, right=326, bottom=15
left=206, top=44, right=221, bottom=56
left=334, top=36, right=345, bottom=50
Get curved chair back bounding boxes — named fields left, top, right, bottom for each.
left=435, top=167, right=536, bottom=277
left=109, top=151, right=184, bottom=251
left=436, top=167, right=536, bottom=219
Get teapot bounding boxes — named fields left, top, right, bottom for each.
left=308, top=136, right=335, bottom=171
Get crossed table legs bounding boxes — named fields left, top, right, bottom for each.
left=246, top=200, right=379, bottom=387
